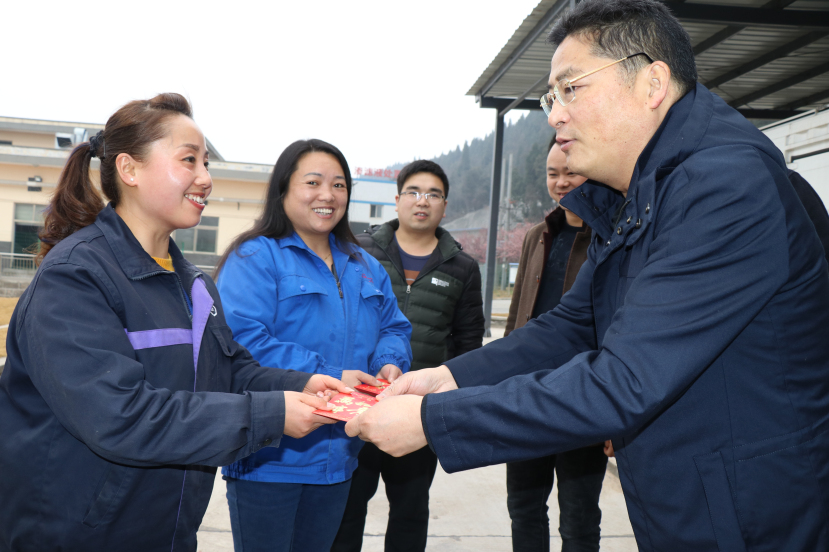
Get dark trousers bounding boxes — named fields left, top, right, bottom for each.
left=225, top=477, right=352, bottom=552
left=331, top=443, right=438, bottom=552
left=506, top=444, right=608, bottom=552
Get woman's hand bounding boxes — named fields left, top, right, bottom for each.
left=283, top=391, right=337, bottom=438
left=377, top=364, right=403, bottom=383
left=378, top=365, right=458, bottom=400
left=341, top=370, right=380, bottom=389
left=304, top=374, right=352, bottom=401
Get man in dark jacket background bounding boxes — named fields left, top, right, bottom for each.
left=333, top=160, right=485, bottom=551
left=347, top=1, right=829, bottom=550
left=505, top=138, right=606, bottom=552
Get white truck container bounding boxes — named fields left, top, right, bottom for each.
left=762, top=108, right=829, bottom=207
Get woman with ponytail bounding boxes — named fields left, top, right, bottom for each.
left=0, top=94, right=349, bottom=552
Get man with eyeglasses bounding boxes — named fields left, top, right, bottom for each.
left=332, top=160, right=484, bottom=552
left=346, top=0, right=829, bottom=549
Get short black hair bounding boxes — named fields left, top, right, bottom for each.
left=547, top=0, right=697, bottom=98
left=397, top=160, right=450, bottom=198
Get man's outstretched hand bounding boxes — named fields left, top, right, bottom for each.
left=344, top=394, right=428, bottom=457
left=377, top=365, right=458, bottom=400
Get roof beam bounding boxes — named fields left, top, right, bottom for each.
left=728, top=60, right=829, bottom=107
left=737, top=108, right=807, bottom=119
left=499, top=73, right=551, bottom=116
left=691, top=0, right=798, bottom=55
left=775, top=88, right=829, bottom=111
left=693, top=26, right=742, bottom=56
left=476, top=0, right=571, bottom=99
left=705, top=31, right=829, bottom=90
left=481, top=97, right=543, bottom=111
left=663, top=2, right=829, bottom=29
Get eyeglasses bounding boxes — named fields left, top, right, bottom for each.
left=540, top=52, right=652, bottom=115
left=399, top=191, right=445, bottom=202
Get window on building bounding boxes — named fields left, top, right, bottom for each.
left=55, top=133, right=74, bottom=148
left=173, top=216, right=219, bottom=253
left=13, top=203, right=46, bottom=254
left=370, top=204, right=383, bottom=218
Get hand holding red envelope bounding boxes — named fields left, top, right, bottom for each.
left=313, top=391, right=379, bottom=422
left=354, top=378, right=391, bottom=396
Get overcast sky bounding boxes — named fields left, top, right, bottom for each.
left=2, top=0, right=544, bottom=170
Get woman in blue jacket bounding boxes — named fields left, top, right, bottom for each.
left=0, top=94, right=347, bottom=552
left=214, top=139, right=412, bottom=551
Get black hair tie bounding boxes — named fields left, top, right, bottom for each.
left=88, top=131, right=106, bottom=159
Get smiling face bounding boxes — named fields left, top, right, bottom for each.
left=128, top=114, right=212, bottom=234
left=547, top=143, right=587, bottom=210
left=395, top=172, right=447, bottom=234
left=547, top=35, right=665, bottom=193
left=282, top=151, right=348, bottom=245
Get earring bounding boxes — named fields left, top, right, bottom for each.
left=130, top=178, right=134, bottom=182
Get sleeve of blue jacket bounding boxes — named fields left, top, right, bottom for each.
left=366, top=256, right=413, bottom=374
left=425, top=146, right=790, bottom=473
left=218, top=243, right=344, bottom=378
left=17, top=262, right=304, bottom=468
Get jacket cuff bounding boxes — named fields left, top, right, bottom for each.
left=248, top=391, right=286, bottom=451
left=443, top=357, right=472, bottom=389
left=421, top=394, right=436, bottom=454
left=318, top=361, right=343, bottom=380
left=370, top=354, right=409, bottom=375
left=420, top=391, right=463, bottom=472
left=284, top=370, right=314, bottom=392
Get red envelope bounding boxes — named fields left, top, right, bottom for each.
left=313, top=391, right=379, bottom=422
left=354, top=378, right=391, bottom=396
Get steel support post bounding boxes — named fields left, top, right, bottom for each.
left=482, top=111, right=505, bottom=336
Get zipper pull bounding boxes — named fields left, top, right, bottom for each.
left=337, top=281, right=343, bottom=299
left=407, top=284, right=411, bottom=294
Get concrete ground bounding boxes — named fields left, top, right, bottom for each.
left=197, top=460, right=637, bottom=552
left=196, top=326, right=638, bottom=551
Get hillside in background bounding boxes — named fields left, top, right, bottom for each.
left=390, top=110, right=555, bottom=223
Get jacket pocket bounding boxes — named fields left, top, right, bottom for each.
left=732, top=428, right=825, bottom=550
left=82, top=464, right=133, bottom=528
left=360, top=278, right=384, bottom=309
left=693, top=451, right=747, bottom=551
left=278, top=274, right=329, bottom=301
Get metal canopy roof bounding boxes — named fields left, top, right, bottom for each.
left=469, top=0, right=829, bottom=119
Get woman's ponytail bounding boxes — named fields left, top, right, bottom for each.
left=37, top=139, right=104, bottom=264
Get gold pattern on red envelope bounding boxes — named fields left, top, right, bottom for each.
left=354, top=378, right=391, bottom=396
left=313, top=391, right=379, bottom=422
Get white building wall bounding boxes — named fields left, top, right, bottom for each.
left=763, top=110, right=829, bottom=207
left=350, top=177, right=398, bottom=228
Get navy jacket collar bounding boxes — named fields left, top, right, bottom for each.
left=94, top=204, right=202, bottom=290
left=562, top=84, right=711, bottom=241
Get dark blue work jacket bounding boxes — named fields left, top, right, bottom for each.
left=0, top=206, right=310, bottom=552
left=426, top=84, right=829, bottom=550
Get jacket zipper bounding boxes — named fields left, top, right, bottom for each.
left=132, top=270, right=197, bottom=550
left=378, top=238, right=459, bottom=316
left=330, top=262, right=345, bottom=318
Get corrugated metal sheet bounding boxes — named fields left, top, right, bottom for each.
left=469, top=0, right=829, bottom=116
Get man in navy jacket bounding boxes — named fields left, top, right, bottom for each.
left=347, top=1, right=829, bottom=550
